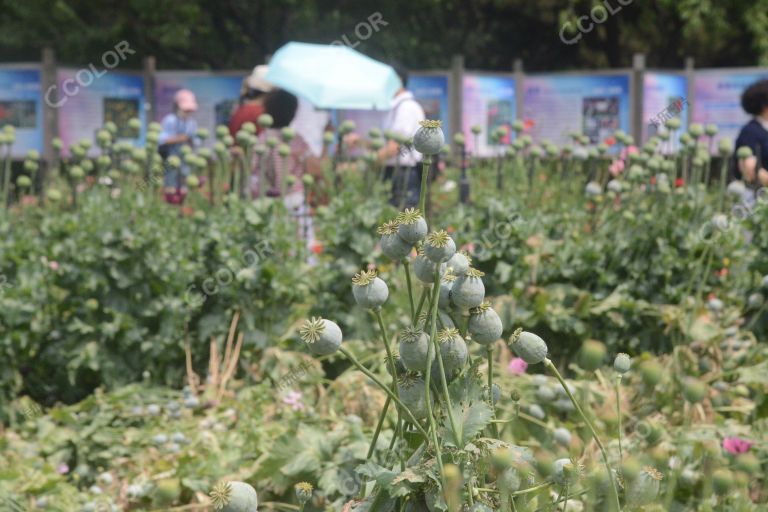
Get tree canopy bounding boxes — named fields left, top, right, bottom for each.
left=1, top=0, right=767, bottom=72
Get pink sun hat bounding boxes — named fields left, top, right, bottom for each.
left=174, top=89, right=198, bottom=112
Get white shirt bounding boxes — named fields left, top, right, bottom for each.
left=291, top=97, right=330, bottom=157
left=383, top=90, right=425, bottom=167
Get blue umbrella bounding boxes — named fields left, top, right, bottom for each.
left=265, top=42, right=401, bottom=110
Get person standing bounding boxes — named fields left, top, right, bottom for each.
left=377, top=65, right=425, bottom=207
left=158, top=89, right=200, bottom=203
left=228, top=65, right=273, bottom=137
left=251, top=89, right=322, bottom=262
left=734, top=80, right=768, bottom=185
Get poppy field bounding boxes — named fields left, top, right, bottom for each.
left=0, top=118, right=767, bottom=511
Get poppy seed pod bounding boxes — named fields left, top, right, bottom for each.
left=712, top=469, right=733, bottom=495
left=578, top=339, right=607, bottom=371
left=209, top=481, right=258, bottom=512
left=339, top=120, right=356, bottom=134
left=281, top=127, right=295, bottom=142
left=396, top=208, right=428, bottom=244
left=216, top=124, right=230, bottom=139
left=446, top=252, right=471, bottom=276
left=15, top=174, right=34, bottom=191
left=718, top=138, right=732, bottom=156
left=399, top=327, right=434, bottom=372
left=747, top=292, right=764, bottom=309
left=438, top=272, right=456, bottom=309
left=278, top=144, right=291, bottom=157
left=681, top=377, right=707, bottom=403
left=627, top=467, right=663, bottom=507
left=585, top=181, right=602, bottom=197
left=736, top=146, right=753, bottom=159
left=468, top=301, right=502, bottom=345
left=665, top=117, right=681, bottom=130
left=639, top=360, right=664, bottom=387
left=510, top=331, right=548, bottom=365
left=378, top=221, right=413, bottom=261
left=553, top=459, right=581, bottom=486
left=352, top=270, right=389, bottom=309
left=69, top=166, right=85, bottom=180
left=186, top=175, right=200, bottom=189
left=433, top=328, right=468, bottom=377
left=424, top=230, right=456, bottom=263
left=689, top=123, right=704, bottom=137
left=397, top=374, right=433, bottom=420
left=451, top=268, right=486, bottom=309
left=553, top=427, right=572, bottom=447
left=607, top=180, right=622, bottom=194
left=300, top=317, right=343, bottom=356
left=497, top=467, right=521, bottom=494
left=413, top=252, right=443, bottom=282
left=294, top=482, right=313, bottom=505
left=726, top=180, right=745, bottom=197
left=413, top=120, right=445, bottom=156
left=613, top=353, right=631, bottom=374
left=257, top=114, right=274, bottom=128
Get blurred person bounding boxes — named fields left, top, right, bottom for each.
left=158, top=89, right=200, bottom=203
left=252, top=89, right=321, bottom=253
left=229, top=65, right=273, bottom=137
left=734, top=79, right=768, bottom=185
left=377, top=64, right=425, bottom=207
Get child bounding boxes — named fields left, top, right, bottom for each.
left=158, top=89, right=200, bottom=203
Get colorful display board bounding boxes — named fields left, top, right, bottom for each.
left=411, top=74, right=450, bottom=135
left=462, top=74, right=516, bottom=157
left=692, top=69, right=768, bottom=152
left=523, top=73, right=631, bottom=148
left=57, top=69, right=145, bottom=154
left=0, top=67, right=43, bottom=158
left=642, top=72, right=688, bottom=148
left=155, top=72, right=243, bottom=147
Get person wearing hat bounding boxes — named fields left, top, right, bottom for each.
left=158, top=88, right=200, bottom=202
left=229, top=65, right=274, bottom=137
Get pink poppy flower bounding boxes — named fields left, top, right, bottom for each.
left=723, top=437, right=752, bottom=454
left=507, top=357, right=528, bottom=375
left=49, top=261, right=60, bottom=271
left=282, top=390, right=305, bottom=411
left=57, top=463, right=70, bottom=474
left=609, top=159, right=625, bottom=177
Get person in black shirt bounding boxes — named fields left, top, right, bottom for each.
left=734, top=80, right=768, bottom=186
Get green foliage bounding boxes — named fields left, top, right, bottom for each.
left=0, top=191, right=307, bottom=409
left=3, top=0, right=768, bottom=70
